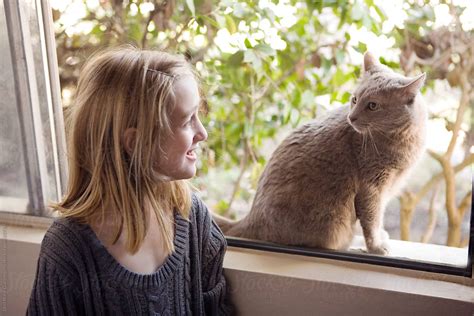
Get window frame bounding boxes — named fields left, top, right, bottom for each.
left=227, top=230, right=473, bottom=278
left=2, top=0, right=67, bottom=216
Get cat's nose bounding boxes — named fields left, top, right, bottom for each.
left=348, top=115, right=357, bottom=123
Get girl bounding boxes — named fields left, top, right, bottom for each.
left=28, top=47, right=231, bottom=315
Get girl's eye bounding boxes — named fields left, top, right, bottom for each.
left=184, top=114, right=196, bottom=127
left=351, top=96, right=357, bottom=104
left=367, top=102, right=378, bottom=111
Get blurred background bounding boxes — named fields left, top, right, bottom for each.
left=51, top=0, right=472, bottom=247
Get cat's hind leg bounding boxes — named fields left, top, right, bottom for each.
left=317, top=217, right=356, bottom=251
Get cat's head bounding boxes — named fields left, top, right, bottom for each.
left=347, top=52, right=426, bottom=134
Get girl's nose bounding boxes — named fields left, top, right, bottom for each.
left=195, top=119, right=208, bottom=142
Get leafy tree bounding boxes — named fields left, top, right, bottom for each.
left=54, top=0, right=472, bottom=246
left=394, top=2, right=473, bottom=246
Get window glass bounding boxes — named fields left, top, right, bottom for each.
left=0, top=2, right=29, bottom=212
left=24, top=0, right=60, bottom=203
left=0, top=0, right=64, bottom=214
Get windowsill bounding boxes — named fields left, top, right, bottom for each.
left=223, top=246, right=474, bottom=315
left=224, top=246, right=474, bottom=298
left=1, top=221, right=47, bottom=244
left=349, top=235, right=468, bottom=267
left=226, top=234, right=470, bottom=277
left=0, top=212, right=53, bottom=230
left=1, top=220, right=473, bottom=315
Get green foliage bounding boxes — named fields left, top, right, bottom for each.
left=55, top=0, right=388, bottom=194
left=54, top=0, right=471, bottom=226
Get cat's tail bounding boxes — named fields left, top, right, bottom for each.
left=211, top=213, right=238, bottom=234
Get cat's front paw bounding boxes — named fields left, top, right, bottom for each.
left=367, top=244, right=389, bottom=255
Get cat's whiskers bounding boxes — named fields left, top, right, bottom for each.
left=367, top=128, right=381, bottom=156
left=369, top=124, right=393, bottom=141
left=363, top=133, right=367, bottom=157
left=360, top=132, right=369, bottom=158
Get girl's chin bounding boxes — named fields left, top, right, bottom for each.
left=154, top=164, right=196, bottom=181
left=178, top=164, right=197, bottom=179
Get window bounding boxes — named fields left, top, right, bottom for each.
left=1, top=0, right=472, bottom=278
left=0, top=0, right=66, bottom=216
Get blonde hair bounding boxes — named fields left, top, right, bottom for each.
left=54, top=46, right=197, bottom=255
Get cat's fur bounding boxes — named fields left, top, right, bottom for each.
left=215, top=52, right=427, bottom=255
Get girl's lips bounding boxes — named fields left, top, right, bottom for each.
left=186, top=149, right=197, bottom=160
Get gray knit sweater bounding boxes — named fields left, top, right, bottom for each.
left=27, top=194, right=232, bottom=315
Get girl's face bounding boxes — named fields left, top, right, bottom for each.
left=156, top=76, right=208, bottom=180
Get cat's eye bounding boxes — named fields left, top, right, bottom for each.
left=367, top=102, right=379, bottom=111
left=351, top=96, right=357, bottom=104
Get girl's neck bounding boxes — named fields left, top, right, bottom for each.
left=89, top=200, right=159, bottom=247
left=88, top=201, right=175, bottom=274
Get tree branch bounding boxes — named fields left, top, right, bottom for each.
left=225, top=77, right=256, bottom=214
left=412, top=152, right=473, bottom=206
left=458, top=189, right=472, bottom=221
left=420, top=184, right=440, bottom=243
left=445, top=72, right=470, bottom=158
left=460, top=236, right=470, bottom=248
left=225, top=138, right=249, bottom=215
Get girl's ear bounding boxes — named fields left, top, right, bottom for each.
left=122, top=128, right=137, bottom=156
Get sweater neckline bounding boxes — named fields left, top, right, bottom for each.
left=80, top=212, right=189, bottom=289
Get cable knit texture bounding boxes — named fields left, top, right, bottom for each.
left=27, top=194, right=232, bottom=315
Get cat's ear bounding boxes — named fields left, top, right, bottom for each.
left=363, top=52, right=380, bottom=72
left=400, top=73, right=426, bottom=96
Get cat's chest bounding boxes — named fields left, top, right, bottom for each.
left=359, top=131, right=423, bottom=167
left=359, top=141, right=423, bottom=189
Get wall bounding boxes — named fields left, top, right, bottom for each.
left=1, top=240, right=39, bottom=315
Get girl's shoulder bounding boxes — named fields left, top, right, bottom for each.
left=190, top=192, right=207, bottom=215
left=189, top=192, right=227, bottom=249
left=44, top=216, right=91, bottom=242
left=189, top=193, right=213, bottom=229
left=39, top=217, right=94, bottom=268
